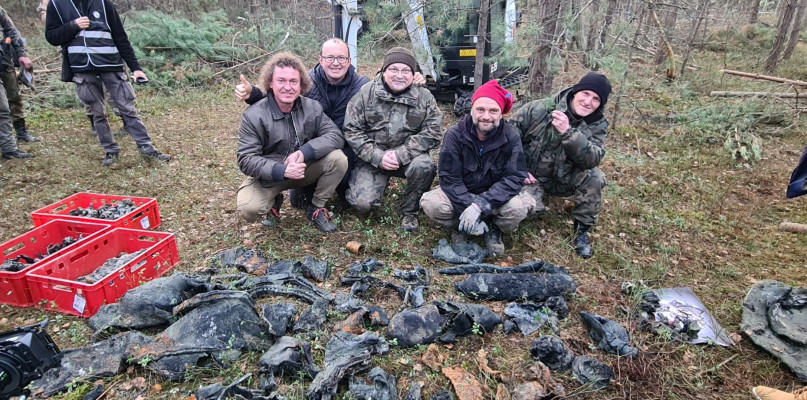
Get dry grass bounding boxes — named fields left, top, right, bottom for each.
left=2, top=30, right=807, bottom=400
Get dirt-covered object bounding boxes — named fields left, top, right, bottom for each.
left=76, top=249, right=146, bottom=283
left=31, top=331, right=152, bottom=397
left=262, top=303, right=298, bottom=337
left=430, top=390, right=455, bottom=400
left=340, top=258, right=385, bottom=284
left=348, top=366, right=398, bottom=400
left=335, top=292, right=366, bottom=313
left=0, top=258, right=27, bottom=272
left=432, top=238, right=490, bottom=264
left=504, top=297, right=569, bottom=336
left=638, top=290, right=703, bottom=342
left=394, top=264, right=430, bottom=285
left=439, top=260, right=569, bottom=276
left=196, top=374, right=286, bottom=400
left=245, top=269, right=334, bottom=304
left=258, top=336, right=320, bottom=391
left=741, top=280, right=807, bottom=380
left=579, top=311, right=638, bottom=358
left=455, top=273, right=576, bottom=302
left=434, top=301, right=502, bottom=343
left=210, top=247, right=270, bottom=275
left=529, top=336, right=575, bottom=371
left=302, top=255, right=330, bottom=282
left=520, top=362, right=566, bottom=399
left=129, top=290, right=272, bottom=381
left=388, top=305, right=446, bottom=347
left=89, top=273, right=211, bottom=334
left=334, top=307, right=389, bottom=335
left=403, top=382, right=422, bottom=400
left=80, top=384, right=104, bottom=400
left=293, top=300, right=329, bottom=334
left=572, top=355, right=614, bottom=390
left=306, top=330, right=390, bottom=400
left=69, top=199, right=137, bottom=220
left=407, top=285, right=427, bottom=308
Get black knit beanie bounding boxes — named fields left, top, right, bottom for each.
left=570, top=72, right=611, bottom=107
left=382, top=47, right=417, bottom=73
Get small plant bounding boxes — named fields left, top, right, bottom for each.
left=471, top=322, right=484, bottom=336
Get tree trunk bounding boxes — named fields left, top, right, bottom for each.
left=599, top=0, right=617, bottom=51
left=529, top=0, right=563, bottom=96
left=612, top=5, right=645, bottom=129
left=474, top=0, right=491, bottom=90
left=748, top=0, right=761, bottom=23
left=586, top=0, right=602, bottom=51
left=783, top=0, right=807, bottom=60
left=680, top=0, right=708, bottom=77
left=648, top=0, right=676, bottom=79
left=653, top=0, right=678, bottom=65
left=765, top=0, right=798, bottom=73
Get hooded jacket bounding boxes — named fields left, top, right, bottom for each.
left=237, top=94, right=344, bottom=187
left=439, top=115, right=527, bottom=217
left=246, top=64, right=369, bottom=130
left=509, top=87, right=609, bottom=186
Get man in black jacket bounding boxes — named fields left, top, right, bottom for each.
left=236, top=52, right=347, bottom=233
left=45, top=0, right=169, bottom=166
left=420, top=80, right=534, bottom=254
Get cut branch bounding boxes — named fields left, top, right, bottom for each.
left=721, top=69, right=807, bottom=86
left=710, top=91, right=807, bottom=98
left=647, top=0, right=676, bottom=79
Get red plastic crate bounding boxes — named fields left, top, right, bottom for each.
left=26, top=229, right=180, bottom=317
left=31, top=193, right=161, bottom=230
left=0, top=219, right=111, bottom=307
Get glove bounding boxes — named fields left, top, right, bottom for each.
left=458, top=203, right=482, bottom=235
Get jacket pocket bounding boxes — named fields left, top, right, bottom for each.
left=405, top=110, right=426, bottom=131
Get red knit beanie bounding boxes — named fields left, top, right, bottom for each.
left=471, top=80, right=513, bottom=114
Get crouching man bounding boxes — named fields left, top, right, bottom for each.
left=343, top=47, right=443, bottom=232
left=510, top=72, right=611, bottom=258
left=236, top=52, right=347, bottom=233
left=420, top=80, right=534, bottom=254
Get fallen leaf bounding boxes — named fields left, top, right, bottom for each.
left=477, top=349, right=502, bottom=379
left=153, top=383, right=162, bottom=392
left=421, top=344, right=444, bottom=371
left=443, top=365, right=483, bottom=400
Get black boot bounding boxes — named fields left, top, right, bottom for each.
left=88, top=115, right=96, bottom=137
left=573, top=220, right=593, bottom=259
left=289, top=184, right=315, bottom=210
left=14, top=120, right=39, bottom=142
left=261, top=194, right=284, bottom=228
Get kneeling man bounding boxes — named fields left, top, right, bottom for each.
left=420, top=80, right=534, bottom=254
left=236, top=52, right=347, bottom=233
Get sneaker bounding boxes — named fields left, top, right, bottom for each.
left=401, top=214, right=419, bottom=232
left=139, top=146, right=171, bottom=163
left=289, top=185, right=314, bottom=210
left=484, top=224, right=505, bottom=254
left=573, top=220, right=593, bottom=259
left=261, top=207, right=281, bottom=228
left=307, top=205, right=336, bottom=233
left=1, top=150, right=33, bottom=159
left=752, top=386, right=807, bottom=400
left=101, top=152, right=119, bottom=166
left=451, top=230, right=470, bottom=244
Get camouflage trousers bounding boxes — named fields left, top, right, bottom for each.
left=525, top=167, right=606, bottom=226
left=237, top=150, right=347, bottom=223
left=346, top=154, right=436, bottom=215
left=0, top=72, right=16, bottom=153
left=420, top=186, right=536, bottom=233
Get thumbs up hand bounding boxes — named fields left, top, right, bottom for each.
left=235, top=74, right=253, bottom=102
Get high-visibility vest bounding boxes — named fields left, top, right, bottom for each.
left=50, top=0, right=124, bottom=71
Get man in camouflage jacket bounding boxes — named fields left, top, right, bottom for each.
left=0, top=6, right=33, bottom=160
left=342, top=47, right=443, bottom=232
left=509, top=72, right=611, bottom=258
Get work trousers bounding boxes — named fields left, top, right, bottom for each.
left=420, top=186, right=536, bottom=233
left=1, top=69, right=24, bottom=124
left=525, top=167, right=607, bottom=226
left=72, top=71, right=153, bottom=154
left=237, top=150, right=347, bottom=223
left=0, top=72, right=16, bottom=153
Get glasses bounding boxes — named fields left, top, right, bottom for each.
left=387, top=67, right=413, bottom=76
left=321, top=55, right=349, bottom=64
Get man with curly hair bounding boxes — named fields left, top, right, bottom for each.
left=236, top=52, right=347, bottom=233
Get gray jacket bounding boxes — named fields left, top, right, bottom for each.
left=237, top=94, right=344, bottom=187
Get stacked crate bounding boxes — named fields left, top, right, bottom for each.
left=0, top=193, right=180, bottom=317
